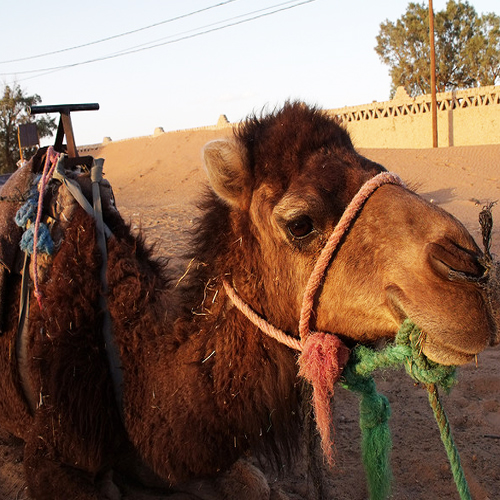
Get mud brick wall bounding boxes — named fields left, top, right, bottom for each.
left=329, top=85, right=500, bottom=148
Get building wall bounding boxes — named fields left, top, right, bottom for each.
left=84, top=87, right=500, bottom=150
left=328, top=85, right=500, bottom=148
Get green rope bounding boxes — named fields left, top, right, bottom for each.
left=341, top=319, right=471, bottom=500
left=427, top=384, right=471, bottom=500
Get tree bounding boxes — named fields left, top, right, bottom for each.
left=375, top=0, right=500, bottom=97
left=0, top=83, right=56, bottom=173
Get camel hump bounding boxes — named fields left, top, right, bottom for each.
left=0, top=160, right=38, bottom=334
left=0, top=163, right=36, bottom=272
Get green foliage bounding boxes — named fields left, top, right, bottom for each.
left=375, top=0, right=500, bottom=97
left=0, top=83, right=56, bottom=173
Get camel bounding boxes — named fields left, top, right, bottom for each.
left=0, top=101, right=497, bottom=500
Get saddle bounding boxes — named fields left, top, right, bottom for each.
left=0, top=147, right=121, bottom=412
left=0, top=144, right=119, bottom=335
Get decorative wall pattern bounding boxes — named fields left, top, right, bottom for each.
left=328, top=85, right=500, bottom=148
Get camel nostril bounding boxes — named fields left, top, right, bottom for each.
left=427, top=240, right=486, bottom=282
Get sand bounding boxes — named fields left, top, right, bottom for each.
left=0, top=128, right=499, bottom=499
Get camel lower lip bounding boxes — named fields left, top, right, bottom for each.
left=385, top=286, right=489, bottom=366
left=422, top=342, right=476, bottom=366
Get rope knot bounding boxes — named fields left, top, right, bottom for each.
left=396, top=320, right=456, bottom=391
left=298, top=332, right=350, bottom=465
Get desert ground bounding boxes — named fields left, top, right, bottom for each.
left=0, top=125, right=499, bottom=499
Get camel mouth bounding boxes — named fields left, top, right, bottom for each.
left=421, top=340, right=477, bottom=366
left=385, top=284, right=489, bottom=366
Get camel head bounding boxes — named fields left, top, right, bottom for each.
left=202, top=102, right=499, bottom=366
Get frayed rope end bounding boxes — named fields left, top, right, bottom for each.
left=298, top=332, right=350, bottom=465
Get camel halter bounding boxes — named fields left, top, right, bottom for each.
left=223, top=171, right=405, bottom=464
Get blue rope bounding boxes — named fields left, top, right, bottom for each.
left=19, top=223, right=54, bottom=255
left=15, top=175, right=54, bottom=255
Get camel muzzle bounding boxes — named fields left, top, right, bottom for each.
left=427, top=202, right=500, bottom=348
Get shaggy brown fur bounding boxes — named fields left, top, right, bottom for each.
left=0, top=102, right=498, bottom=499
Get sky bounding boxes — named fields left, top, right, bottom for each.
left=1, top=0, right=499, bottom=146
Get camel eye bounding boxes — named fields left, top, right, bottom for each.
left=287, top=216, right=314, bottom=239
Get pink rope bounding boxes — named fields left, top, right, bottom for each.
left=298, top=172, right=405, bottom=463
left=298, top=332, right=350, bottom=464
left=223, top=279, right=302, bottom=351
left=223, top=171, right=405, bottom=465
left=33, top=146, right=60, bottom=308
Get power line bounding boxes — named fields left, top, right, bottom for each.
left=104, top=0, right=306, bottom=58
left=0, top=0, right=241, bottom=65
left=4, top=0, right=315, bottom=79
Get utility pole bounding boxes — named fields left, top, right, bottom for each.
left=429, top=0, right=438, bottom=147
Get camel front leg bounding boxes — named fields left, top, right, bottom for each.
left=23, top=433, right=120, bottom=500
left=165, top=458, right=274, bottom=500
left=215, top=458, right=271, bottom=500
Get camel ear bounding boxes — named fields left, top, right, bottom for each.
left=203, top=139, right=251, bottom=209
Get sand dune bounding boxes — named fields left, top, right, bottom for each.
left=94, top=130, right=500, bottom=256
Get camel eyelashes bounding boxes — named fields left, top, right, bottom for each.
left=287, top=215, right=315, bottom=240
